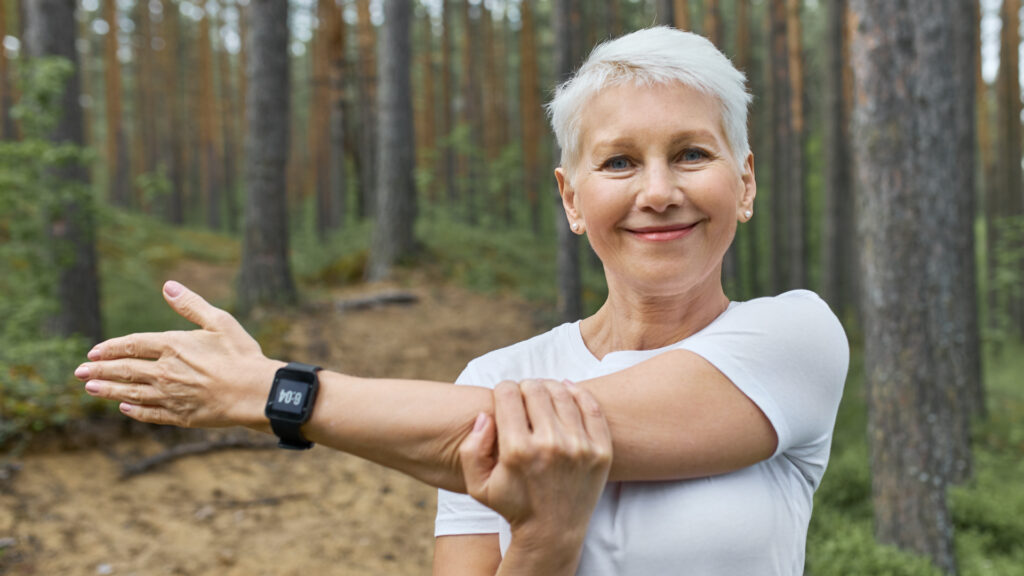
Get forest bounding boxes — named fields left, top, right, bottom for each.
left=0, top=0, right=1023, bottom=574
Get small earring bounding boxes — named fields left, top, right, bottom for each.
left=744, top=210, right=753, bottom=219
left=571, top=222, right=581, bottom=232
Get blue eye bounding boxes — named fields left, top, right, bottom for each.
left=605, top=157, right=631, bottom=170
left=681, top=149, right=708, bottom=162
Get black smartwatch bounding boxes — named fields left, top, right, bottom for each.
left=265, top=362, right=321, bottom=450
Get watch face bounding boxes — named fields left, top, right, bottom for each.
left=272, top=378, right=310, bottom=417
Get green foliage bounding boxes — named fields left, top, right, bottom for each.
left=807, top=508, right=943, bottom=576
left=0, top=58, right=101, bottom=449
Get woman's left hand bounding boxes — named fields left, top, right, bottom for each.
left=459, top=378, right=613, bottom=558
left=74, top=281, right=281, bottom=428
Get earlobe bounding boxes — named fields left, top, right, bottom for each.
left=555, top=167, right=584, bottom=231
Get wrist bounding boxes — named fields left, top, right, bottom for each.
left=505, top=523, right=586, bottom=572
left=235, top=357, right=287, bottom=430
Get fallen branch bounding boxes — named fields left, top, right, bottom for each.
left=335, top=291, right=418, bottom=312
left=120, top=437, right=277, bottom=479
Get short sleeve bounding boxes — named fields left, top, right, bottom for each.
left=675, top=290, right=849, bottom=486
left=435, top=362, right=503, bottom=537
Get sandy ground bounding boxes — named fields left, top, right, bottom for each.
left=0, top=263, right=543, bottom=576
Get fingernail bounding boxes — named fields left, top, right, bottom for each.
left=164, top=280, right=183, bottom=298
left=472, top=412, right=487, bottom=433
left=87, top=346, right=102, bottom=361
left=119, top=403, right=132, bottom=413
left=84, top=381, right=100, bottom=394
left=75, top=365, right=90, bottom=379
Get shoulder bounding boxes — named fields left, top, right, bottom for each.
left=708, top=290, right=848, bottom=359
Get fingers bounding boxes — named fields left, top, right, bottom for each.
left=518, top=379, right=559, bottom=437
left=567, top=382, right=613, bottom=466
left=459, top=413, right=497, bottom=501
left=84, top=380, right=161, bottom=406
left=493, top=381, right=530, bottom=460
left=162, top=280, right=234, bottom=332
left=74, top=358, right=162, bottom=384
left=88, top=332, right=173, bottom=361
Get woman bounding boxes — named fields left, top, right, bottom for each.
left=76, top=27, right=848, bottom=575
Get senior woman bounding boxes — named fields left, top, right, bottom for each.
left=76, top=27, right=848, bottom=576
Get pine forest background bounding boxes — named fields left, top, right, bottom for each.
left=1, top=1, right=1024, bottom=575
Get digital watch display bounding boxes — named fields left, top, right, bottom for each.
left=265, top=362, right=321, bottom=450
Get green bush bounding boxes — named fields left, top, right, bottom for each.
left=806, top=508, right=942, bottom=576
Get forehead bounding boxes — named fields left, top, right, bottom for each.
left=578, top=82, right=726, bottom=152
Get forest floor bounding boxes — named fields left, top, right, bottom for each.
left=0, top=259, right=544, bottom=576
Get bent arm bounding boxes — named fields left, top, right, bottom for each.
left=236, top=349, right=774, bottom=490
left=81, top=283, right=777, bottom=493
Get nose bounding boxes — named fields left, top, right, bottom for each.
left=636, top=161, right=683, bottom=213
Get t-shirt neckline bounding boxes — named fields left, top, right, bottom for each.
left=568, top=301, right=740, bottom=366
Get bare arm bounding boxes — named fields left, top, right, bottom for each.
left=78, top=282, right=775, bottom=492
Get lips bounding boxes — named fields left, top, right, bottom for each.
left=625, top=222, right=699, bottom=242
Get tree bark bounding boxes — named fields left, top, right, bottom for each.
left=0, top=0, right=15, bottom=140
left=822, top=0, right=857, bottom=320
left=440, top=0, right=456, bottom=208
left=768, top=0, right=790, bottom=294
left=103, top=0, right=131, bottom=208
left=216, top=1, right=238, bottom=234
left=237, top=0, right=296, bottom=314
left=850, top=0, right=973, bottom=571
left=24, top=0, right=103, bottom=343
left=672, top=0, right=690, bottom=31
left=553, top=0, right=582, bottom=322
left=355, top=0, right=378, bottom=220
left=312, top=0, right=333, bottom=241
left=197, top=2, right=222, bottom=230
left=326, top=0, right=348, bottom=231
left=656, top=0, right=674, bottom=26
left=520, top=0, right=542, bottom=234
left=366, top=0, right=417, bottom=282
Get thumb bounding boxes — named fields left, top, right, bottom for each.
left=163, top=280, right=229, bottom=331
left=459, top=412, right=497, bottom=502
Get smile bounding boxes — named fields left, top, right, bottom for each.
left=625, top=222, right=699, bottom=242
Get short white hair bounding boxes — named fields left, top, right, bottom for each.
left=546, top=26, right=752, bottom=179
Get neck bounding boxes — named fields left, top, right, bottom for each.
left=580, top=275, right=730, bottom=360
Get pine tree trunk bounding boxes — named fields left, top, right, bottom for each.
left=355, top=0, right=378, bottom=220
left=768, top=0, right=791, bottom=294
left=520, top=0, right=542, bottom=233
left=366, top=0, right=417, bottom=282
left=216, top=1, right=238, bottom=234
left=164, top=0, right=186, bottom=225
left=440, top=0, right=456, bottom=208
left=784, top=0, right=805, bottom=289
left=850, top=0, right=971, bottom=571
left=326, top=0, right=348, bottom=231
left=460, top=0, right=483, bottom=224
left=703, top=0, right=722, bottom=46
left=103, top=0, right=131, bottom=208
left=656, top=0, right=674, bottom=25
left=553, top=0, right=582, bottom=322
left=198, top=3, right=222, bottom=230
left=237, top=0, right=296, bottom=314
left=672, top=0, right=690, bottom=31
left=822, top=0, right=856, bottom=319
left=0, top=0, right=14, bottom=140
left=25, top=0, right=103, bottom=343
left=312, top=0, right=332, bottom=241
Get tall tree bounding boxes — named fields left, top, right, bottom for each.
left=672, top=0, right=690, bottom=31
left=553, top=0, right=582, bottom=321
left=162, top=0, right=186, bottom=224
left=460, top=0, right=484, bottom=224
left=326, top=0, right=348, bottom=231
left=216, top=0, right=239, bottom=233
left=311, top=0, right=333, bottom=240
left=24, top=0, right=102, bottom=343
left=850, top=0, right=976, bottom=571
left=656, top=0, right=674, bottom=25
left=197, top=1, right=222, bottom=229
left=0, top=0, right=17, bottom=140
left=103, top=0, right=131, bottom=207
left=366, top=0, right=417, bottom=281
left=822, top=0, right=857, bottom=320
left=237, top=0, right=296, bottom=313
left=440, top=0, right=456, bottom=207
left=993, top=0, right=1024, bottom=336
left=519, top=0, right=542, bottom=233
left=703, top=0, right=722, bottom=46
left=354, top=0, right=378, bottom=219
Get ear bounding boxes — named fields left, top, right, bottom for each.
left=555, top=167, right=584, bottom=233
left=737, top=152, right=757, bottom=221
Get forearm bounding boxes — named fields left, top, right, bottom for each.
left=497, top=529, right=585, bottom=576
left=243, top=363, right=492, bottom=493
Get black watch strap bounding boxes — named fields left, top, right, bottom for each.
left=270, top=362, right=321, bottom=451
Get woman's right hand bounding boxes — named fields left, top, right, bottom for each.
left=458, top=379, right=612, bottom=575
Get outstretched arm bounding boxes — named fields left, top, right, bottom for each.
left=78, top=282, right=778, bottom=491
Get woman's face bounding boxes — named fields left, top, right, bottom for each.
left=556, top=81, right=756, bottom=297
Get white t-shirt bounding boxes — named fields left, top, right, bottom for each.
left=435, top=290, right=849, bottom=575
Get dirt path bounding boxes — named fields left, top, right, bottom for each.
left=0, top=265, right=543, bottom=576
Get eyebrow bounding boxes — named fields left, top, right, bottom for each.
left=588, top=129, right=722, bottom=155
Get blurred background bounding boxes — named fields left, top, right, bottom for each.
left=0, top=0, right=1022, bottom=574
